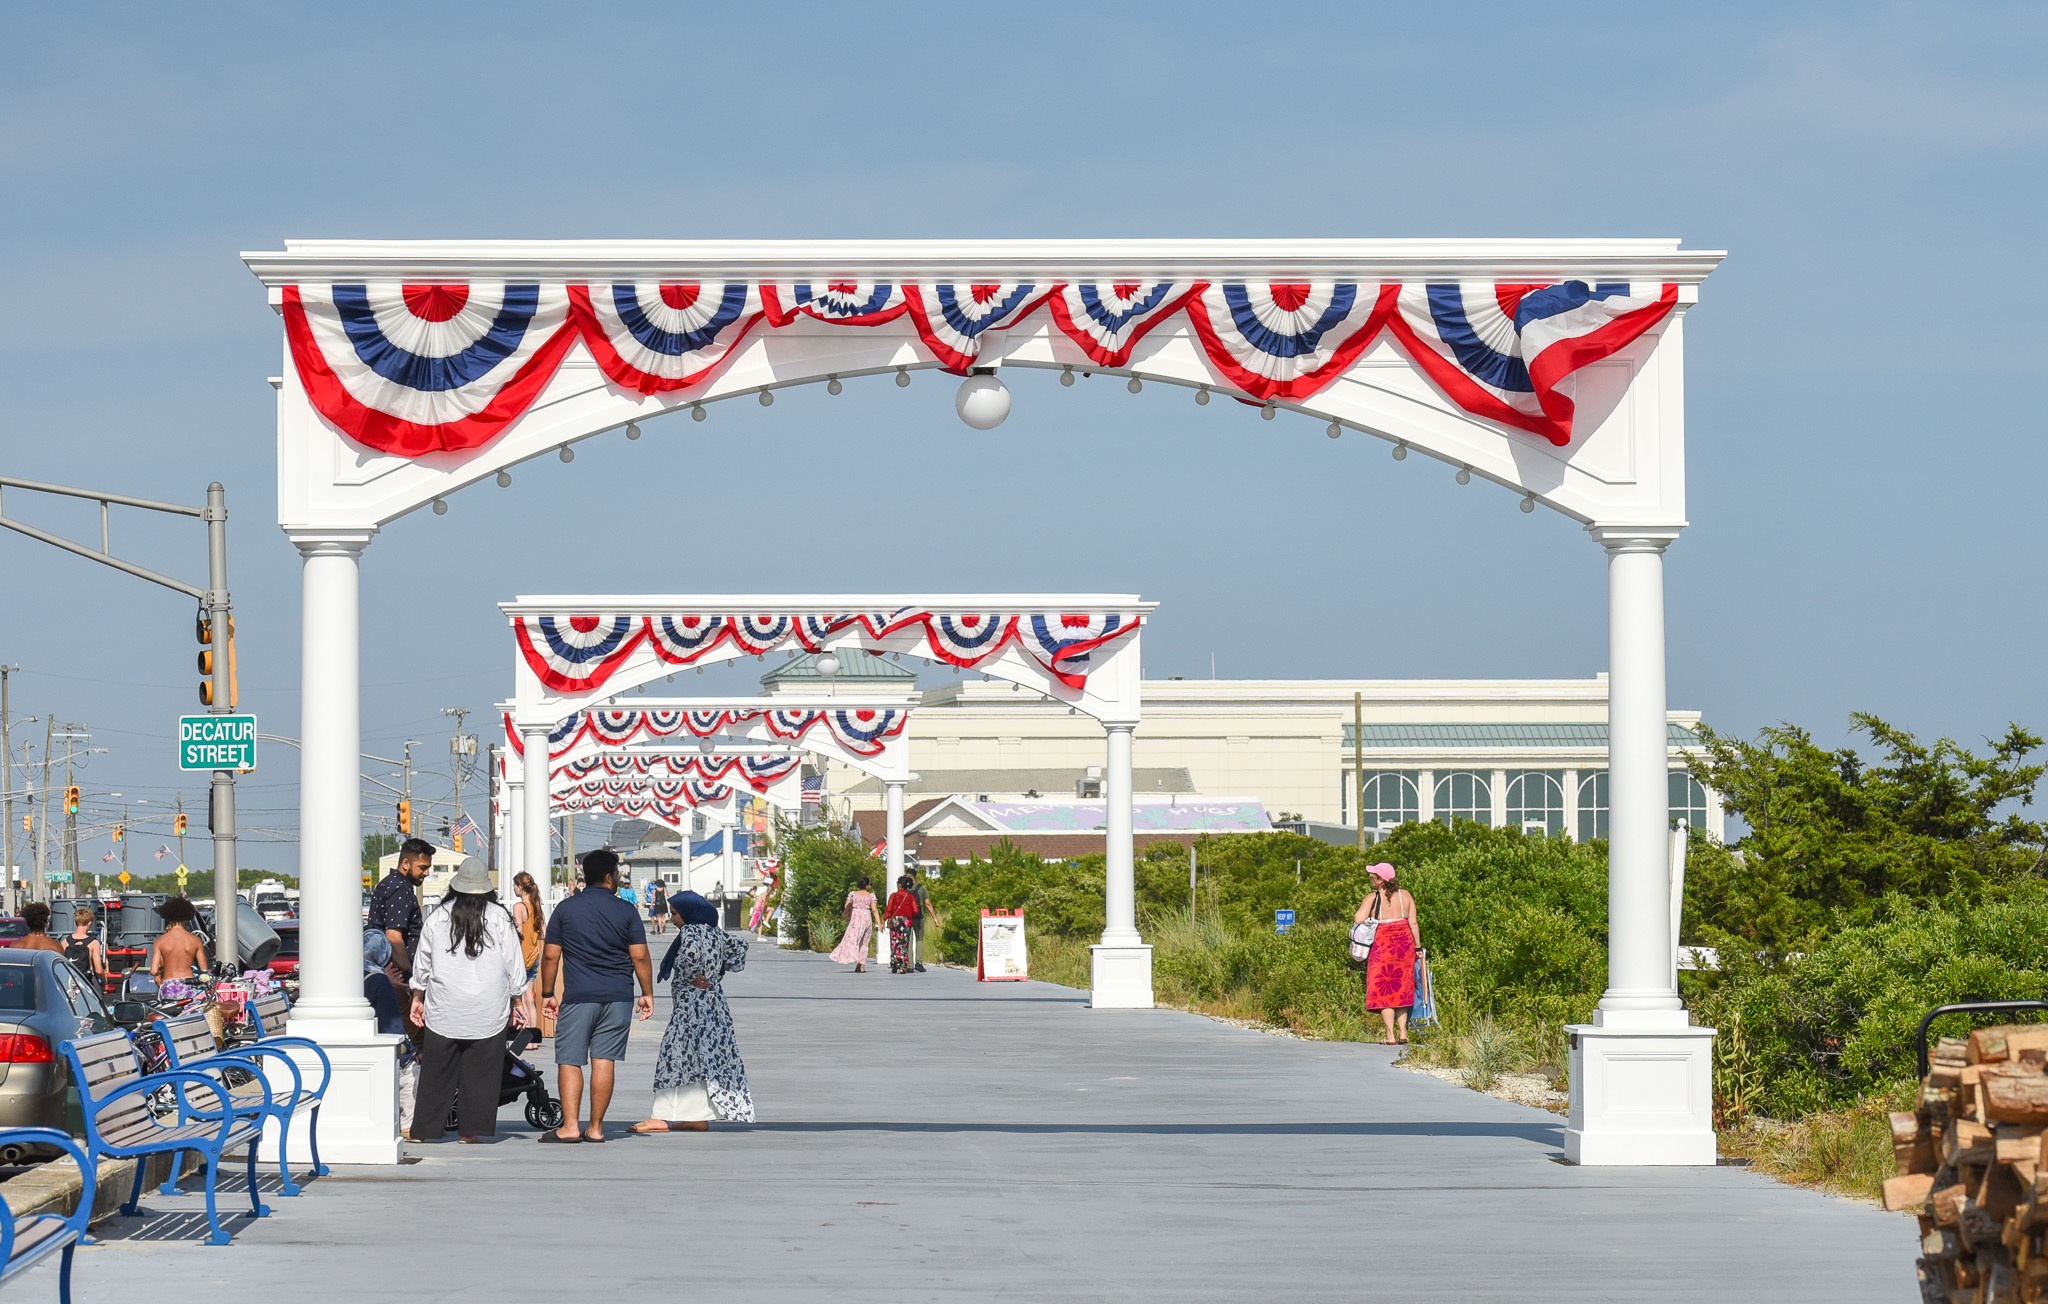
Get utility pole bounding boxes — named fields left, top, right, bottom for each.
left=120, top=801, right=129, bottom=887
left=0, top=665, right=16, bottom=914
left=202, top=482, right=237, bottom=969
left=62, top=729, right=78, bottom=882
left=36, top=717, right=51, bottom=901
left=175, top=792, right=187, bottom=886
left=443, top=707, right=473, bottom=855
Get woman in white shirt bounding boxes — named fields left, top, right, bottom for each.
left=405, top=859, right=528, bottom=1143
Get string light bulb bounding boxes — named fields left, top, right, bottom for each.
left=691, top=403, right=707, bottom=422
left=1520, top=495, right=1537, bottom=514
left=1391, top=443, right=1408, bottom=461
left=1060, top=366, right=1075, bottom=387
left=1126, top=377, right=1142, bottom=394
left=1326, top=422, right=1342, bottom=440
left=1456, top=466, right=1472, bottom=485
left=496, top=470, right=513, bottom=487
left=827, top=375, right=843, bottom=395
left=559, top=446, right=575, bottom=463
left=1195, top=386, right=1210, bottom=406
left=758, top=389, right=774, bottom=407
left=431, top=498, right=448, bottom=515
left=625, top=421, right=642, bottom=440
left=1261, top=403, right=1277, bottom=421
left=895, top=367, right=911, bottom=388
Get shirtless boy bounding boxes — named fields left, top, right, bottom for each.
left=149, top=897, right=210, bottom=981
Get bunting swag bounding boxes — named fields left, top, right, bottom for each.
left=284, top=277, right=1677, bottom=454
left=515, top=607, right=1144, bottom=695
left=552, top=752, right=802, bottom=793
left=508, top=705, right=910, bottom=759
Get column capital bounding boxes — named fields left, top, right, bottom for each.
left=1587, top=524, right=1682, bottom=556
left=1101, top=719, right=1139, bottom=734
left=286, top=527, right=377, bottom=559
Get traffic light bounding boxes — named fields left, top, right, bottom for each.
left=111, top=823, right=123, bottom=843
left=19, top=814, right=28, bottom=833
left=196, top=612, right=239, bottom=708
left=63, top=786, right=79, bottom=815
left=397, top=799, right=412, bottom=834
left=173, top=813, right=187, bottom=836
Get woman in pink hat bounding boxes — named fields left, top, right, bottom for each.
left=1355, top=863, right=1420, bottom=1044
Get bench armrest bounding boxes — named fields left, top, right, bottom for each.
left=202, top=1043, right=305, bottom=1106
left=0, top=1128, right=95, bottom=1248
left=251, top=1035, right=333, bottom=1096
left=167, top=1055, right=275, bottom=1123
left=86, top=1071, right=244, bottom=1153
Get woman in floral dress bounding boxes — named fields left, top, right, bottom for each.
left=828, top=876, right=881, bottom=974
left=632, top=892, right=754, bottom=1132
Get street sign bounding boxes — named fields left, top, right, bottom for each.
left=1275, top=908, right=1296, bottom=934
left=46, top=870, right=72, bottom=884
left=176, top=864, right=189, bottom=887
left=179, top=714, right=257, bottom=771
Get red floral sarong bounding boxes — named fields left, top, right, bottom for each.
left=1364, top=919, right=1416, bottom=1011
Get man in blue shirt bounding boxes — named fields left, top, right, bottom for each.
left=539, top=847, right=652, bottom=1143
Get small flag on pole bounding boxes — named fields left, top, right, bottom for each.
left=100, top=851, right=116, bottom=863
left=153, top=844, right=171, bottom=860
left=800, top=776, right=824, bottom=806
left=451, top=813, right=485, bottom=850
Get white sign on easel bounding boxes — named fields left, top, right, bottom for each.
left=977, top=908, right=1028, bottom=981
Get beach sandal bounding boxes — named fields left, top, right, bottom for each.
left=537, top=1131, right=582, bottom=1145
left=582, top=1132, right=608, bottom=1143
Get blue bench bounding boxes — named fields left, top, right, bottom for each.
left=0, top=1127, right=93, bottom=1302
left=59, top=1030, right=270, bottom=1247
left=155, top=997, right=329, bottom=1196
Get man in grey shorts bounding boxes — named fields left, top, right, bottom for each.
left=539, top=847, right=653, bottom=1143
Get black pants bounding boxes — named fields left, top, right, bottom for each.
left=411, top=1028, right=503, bottom=1139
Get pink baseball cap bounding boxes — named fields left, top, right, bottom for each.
left=1367, top=862, right=1396, bottom=881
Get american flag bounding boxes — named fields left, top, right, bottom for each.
left=153, top=844, right=171, bottom=860
left=100, top=851, right=116, bottom=863
left=451, top=813, right=485, bottom=849
left=801, top=776, right=824, bottom=806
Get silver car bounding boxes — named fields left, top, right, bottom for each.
left=0, top=949, right=117, bottom=1157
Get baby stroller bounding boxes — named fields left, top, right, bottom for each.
left=444, top=1027, right=564, bottom=1132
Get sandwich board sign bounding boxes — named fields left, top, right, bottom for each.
left=180, top=714, right=257, bottom=771
left=976, top=908, right=1028, bottom=982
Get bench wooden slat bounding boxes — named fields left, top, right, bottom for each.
left=9, top=1217, right=68, bottom=1255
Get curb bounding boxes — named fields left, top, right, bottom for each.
left=4, top=1149, right=204, bottom=1227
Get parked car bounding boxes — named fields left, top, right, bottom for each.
left=0, top=918, right=26, bottom=948
left=268, top=920, right=298, bottom=984
left=0, top=949, right=117, bottom=1155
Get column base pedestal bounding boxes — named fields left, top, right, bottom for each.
left=1089, top=944, right=1154, bottom=1009
left=262, top=1024, right=405, bottom=1166
left=1563, top=1018, right=1718, bottom=1166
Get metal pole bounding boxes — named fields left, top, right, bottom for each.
left=1353, top=691, right=1365, bottom=851
left=204, top=482, right=236, bottom=969
left=36, top=719, right=51, bottom=900
left=176, top=793, right=186, bottom=889
left=1, top=665, right=14, bottom=915
left=121, top=802, right=129, bottom=886
left=63, top=740, right=76, bottom=882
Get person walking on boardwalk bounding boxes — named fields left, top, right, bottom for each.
left=884, top=875, right=921, bottom=974
left=632, top=891, right=754, bottom=1133
left=540, top=847, right=654, bottom=1143
left=1356, top=863, right=1420, bottom=1045
left=13, top=902, right=61, bottom=955
left=646, top=879, right=668, bottom=936
left=511, top=871, right=546, bottom=1026
left=405, top=859, right=527, bottom=1143
left=829, top=875, right=881, bottom=974
left=63, top=907, right=108, bottom=983
left=148, top=898, right=210, bottom=980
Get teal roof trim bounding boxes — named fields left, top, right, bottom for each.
left=761, top=650, right=917, bottom=685
left=1344, top=722, right=1701, bottom=748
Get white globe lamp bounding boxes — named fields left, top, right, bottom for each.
left=954, top=373, right=1011, bottom=430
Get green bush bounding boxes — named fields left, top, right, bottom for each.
left=776, top=822, right=880, bottom=950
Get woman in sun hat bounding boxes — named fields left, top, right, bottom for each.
left=1355, top=862, right=1420, bottom=1045
left=405, top=857, right=527, bottom=1143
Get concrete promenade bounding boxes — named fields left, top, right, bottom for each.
left=46, top=943, right=1913, bottom=1301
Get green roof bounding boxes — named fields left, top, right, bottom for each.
left=1343, top=722, right=1701, bottom=748
left=761, top=650, right=917, bottom=685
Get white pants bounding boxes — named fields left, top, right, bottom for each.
left=653, top=1080, right=714, bottom=1122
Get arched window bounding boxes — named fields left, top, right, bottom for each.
left=1577, top=771, right=1609, bottom=841
left=1669, top=771, right=1710, bottom=832
left=1504, top=770, right=1567, bottom=835
left=1357, top=771, right=1420, bottom=829
left=1433, top=771, right=1492, bottom=826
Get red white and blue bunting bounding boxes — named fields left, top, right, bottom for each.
left=552, top=752, right=802, bottom=793
left=507, top=704, right=911, bottom=759
left=284, top=277, right=1676, bottom=455
left=509, top=608, right=1143, bottom=696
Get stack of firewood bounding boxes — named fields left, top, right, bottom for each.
left=1889, top=1026, right=2048, bottom=1303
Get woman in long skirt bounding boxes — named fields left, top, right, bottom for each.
left=1356, top=862, right=1420, bottom=1045
left=828, top=875, right=881, bottom=973
left=633, top=892, right=754, bottom=1133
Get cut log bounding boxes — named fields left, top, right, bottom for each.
left=1890, top=1173, right=1941, bottom=1211
left=1935, top=1183, right=1969, bottom=1226
left=1987, top=1076, right=2048, bottom=1127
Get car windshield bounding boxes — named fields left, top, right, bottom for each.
left=274, top=929, right=298, bottom=958
left=0, top=965, right=35, bottom=1011
left=0, top=921, right=25, bottom=939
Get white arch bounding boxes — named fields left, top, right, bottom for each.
left=256, top=238, right=1723, bottom=1168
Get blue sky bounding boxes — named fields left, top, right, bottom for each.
left=0, top=2, right=2042, bottom=870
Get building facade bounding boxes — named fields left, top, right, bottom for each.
left=769, top=657, right=1722, bottom=843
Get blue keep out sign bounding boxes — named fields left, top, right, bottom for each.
left=1275, top=909, right=1296, bottom=934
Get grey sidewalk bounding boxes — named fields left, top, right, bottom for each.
left=42, top=943, right=1914, bottom=1301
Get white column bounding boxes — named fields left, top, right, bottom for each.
left=1567, top=526, right=1714, bottom=1166
left=1489, top=768, right=1509, bottom=829
left=1417, top=769, right=1435, bottom=825
left=291, top=533, right=375, bottom=1032
left=1089, top=722, right=1153, bottom=1008
left=1562, top=768, right=1580, bottom=841
left=721, top=815, right=737, bottom=904
left=503, top=775, right=523, bottom=901
left=1597, top=531, right=1683, bottom=1021
left=883, top=780, right=906, bottom=963
left=522, top=726, right=552, bottom=900
left=280, top=530, right=399, bottom=1166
